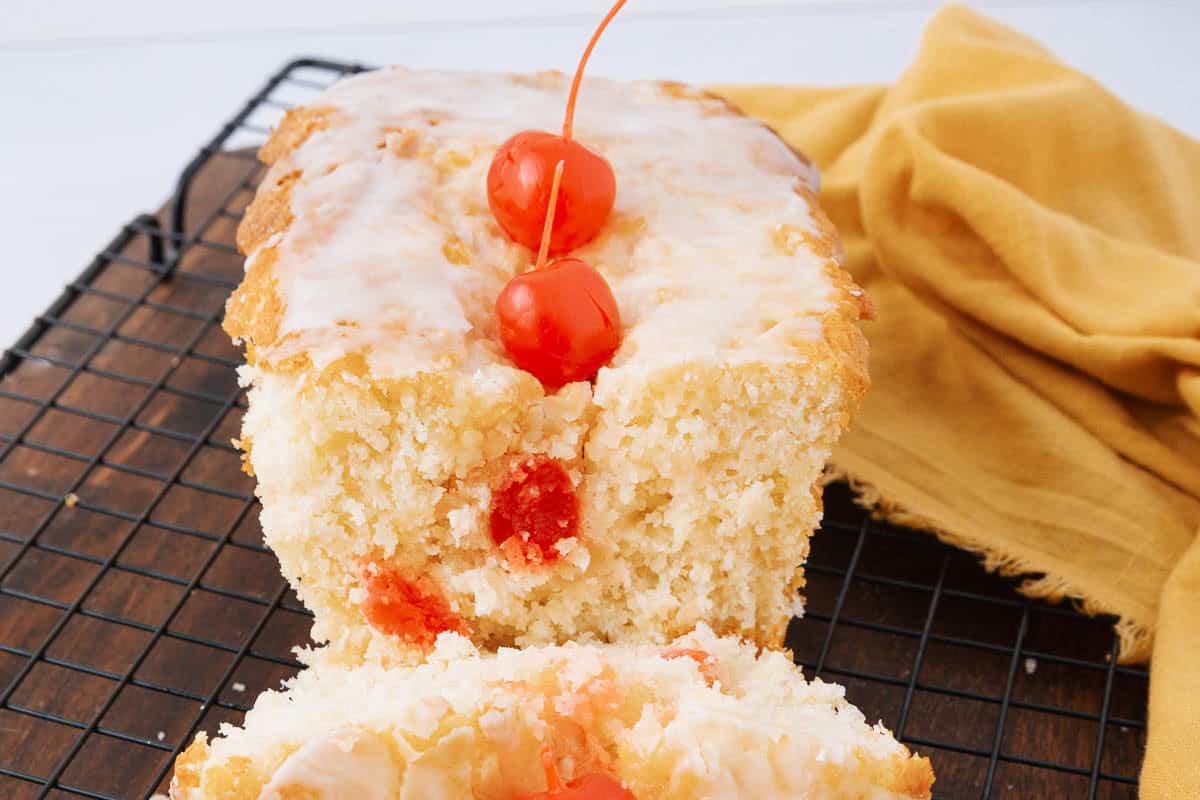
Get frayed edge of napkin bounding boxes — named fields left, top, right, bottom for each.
left=823, top=465, right=1154, bottom=664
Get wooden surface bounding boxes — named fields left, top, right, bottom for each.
left=0, top=149, right=1148, bottom=799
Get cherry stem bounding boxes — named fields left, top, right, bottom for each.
left=562, top=0, right=628, bottom=142
left=540, top=745, right=565, bottom=793
left=535, top=160, right=565, bottom=270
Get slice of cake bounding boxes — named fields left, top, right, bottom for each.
left=226, top=67, right=870, bottom=664
left=170, top=627, right=932, bottom=799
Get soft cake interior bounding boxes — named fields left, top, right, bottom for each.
left=243, top=354, right=853, bottom=662
left=171, top=627, right=933, bottom=800
left=227, top=67, right=870, bottom=664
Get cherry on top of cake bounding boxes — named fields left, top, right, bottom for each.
left=482, top=0, right=627, bottom=391
left=227, top=67, right=839, bottom=384
left=486, top=0, right=625, bottom=258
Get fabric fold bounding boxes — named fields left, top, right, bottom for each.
left=715, top=5, right=1200, bottom=796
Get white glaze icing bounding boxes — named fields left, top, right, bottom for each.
left=248, top=67, right=834, bottom=378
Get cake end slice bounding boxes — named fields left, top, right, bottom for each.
left=170, top=626, right=932, bottom=800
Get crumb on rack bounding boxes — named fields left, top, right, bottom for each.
left=232, top=681, right=246, bottom=693
left=64, top=493, right=79, bottom=508
left=1024, top=657, right=1037, bottom=676
left=156, top=731, right=165, bottom=741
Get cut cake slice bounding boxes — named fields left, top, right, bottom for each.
left=170, top=626, right=931, bottom=799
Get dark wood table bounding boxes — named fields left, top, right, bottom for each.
left=0, top=59, right=1149, bottom=799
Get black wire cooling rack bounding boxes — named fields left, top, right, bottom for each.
left=0, top=58, right=1147, bottom=799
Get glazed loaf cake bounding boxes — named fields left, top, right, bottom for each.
left=226, top=67, right=870, bottom=664
left=171, top=626, right=931, bottom=799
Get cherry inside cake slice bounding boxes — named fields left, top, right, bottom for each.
left=225, top=67, right=870, bottom=665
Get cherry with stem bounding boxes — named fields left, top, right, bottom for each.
left=487, top=0, right=628, bottom=254
left=494, top=155, right=621, bottom=390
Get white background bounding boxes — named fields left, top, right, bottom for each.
left=1, top=1, right=1197, bottom=346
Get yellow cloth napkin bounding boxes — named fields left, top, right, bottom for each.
left=715, top=6, right=1200, bottom=796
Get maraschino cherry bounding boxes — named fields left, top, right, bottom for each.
left=495, top=161, right=621, bottom=389
left=487, top=0, right=626, bottom=254
left=490, top=453, right=580, bottom=564
left=359, top=565, right=468, bottom=650
left=515, top=746, right=637, bottom=800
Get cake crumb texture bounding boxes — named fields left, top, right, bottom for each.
left=226, top=67, right=870, bottom=662
left=170, top=627, right=932, bottom=799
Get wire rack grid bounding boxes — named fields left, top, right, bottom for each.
left=0, top=58, right=1147, bottom=800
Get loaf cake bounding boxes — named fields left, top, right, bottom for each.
left=170, top=626, right=931, bottom=799
left=225, top=67, right=870, bottom=665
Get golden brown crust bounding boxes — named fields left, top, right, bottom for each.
left=840, top=747, right=935, bottom=800
left=227, top=104, right=343, bottom=356
left=170, top=732, right=209, bottom=796
left=699, top=88, right=814, bottom=170
left=171, top=737, right=265, bottom=800
left=511, top=69, right=567, bottom=89
left=226, top=107, right=338, bottom=360
left=258, top=106, right=337, bottom=165
left=662, top=81, right=735, bottom=118
left=891, top=753, right=937, bottom=799
left=236, top=168, right=299, bottom=255
left=802, top=167, right=871, bottom=420
left=203, top=756, right=263, bottom=800
left=223, top=246, right=283, bottom=358
left=660, top=80, right=703, bottom=101
left=823, top=321, right=871, bottom=429
left=765, top=577, right=801, bottom=648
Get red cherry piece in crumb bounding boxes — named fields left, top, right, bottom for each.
left=487, top=131, right=616, bottom=255
left=490, top=455, right=580, bottom=564
left=360, top=567, right=467, bottom=649
left=518, top=773, right=637, bottom=800
left=517, top=746, right=637, bottom=800
left=662, top=647, right=719, bottom=687
left=496, top=257, right=621, bottom=389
